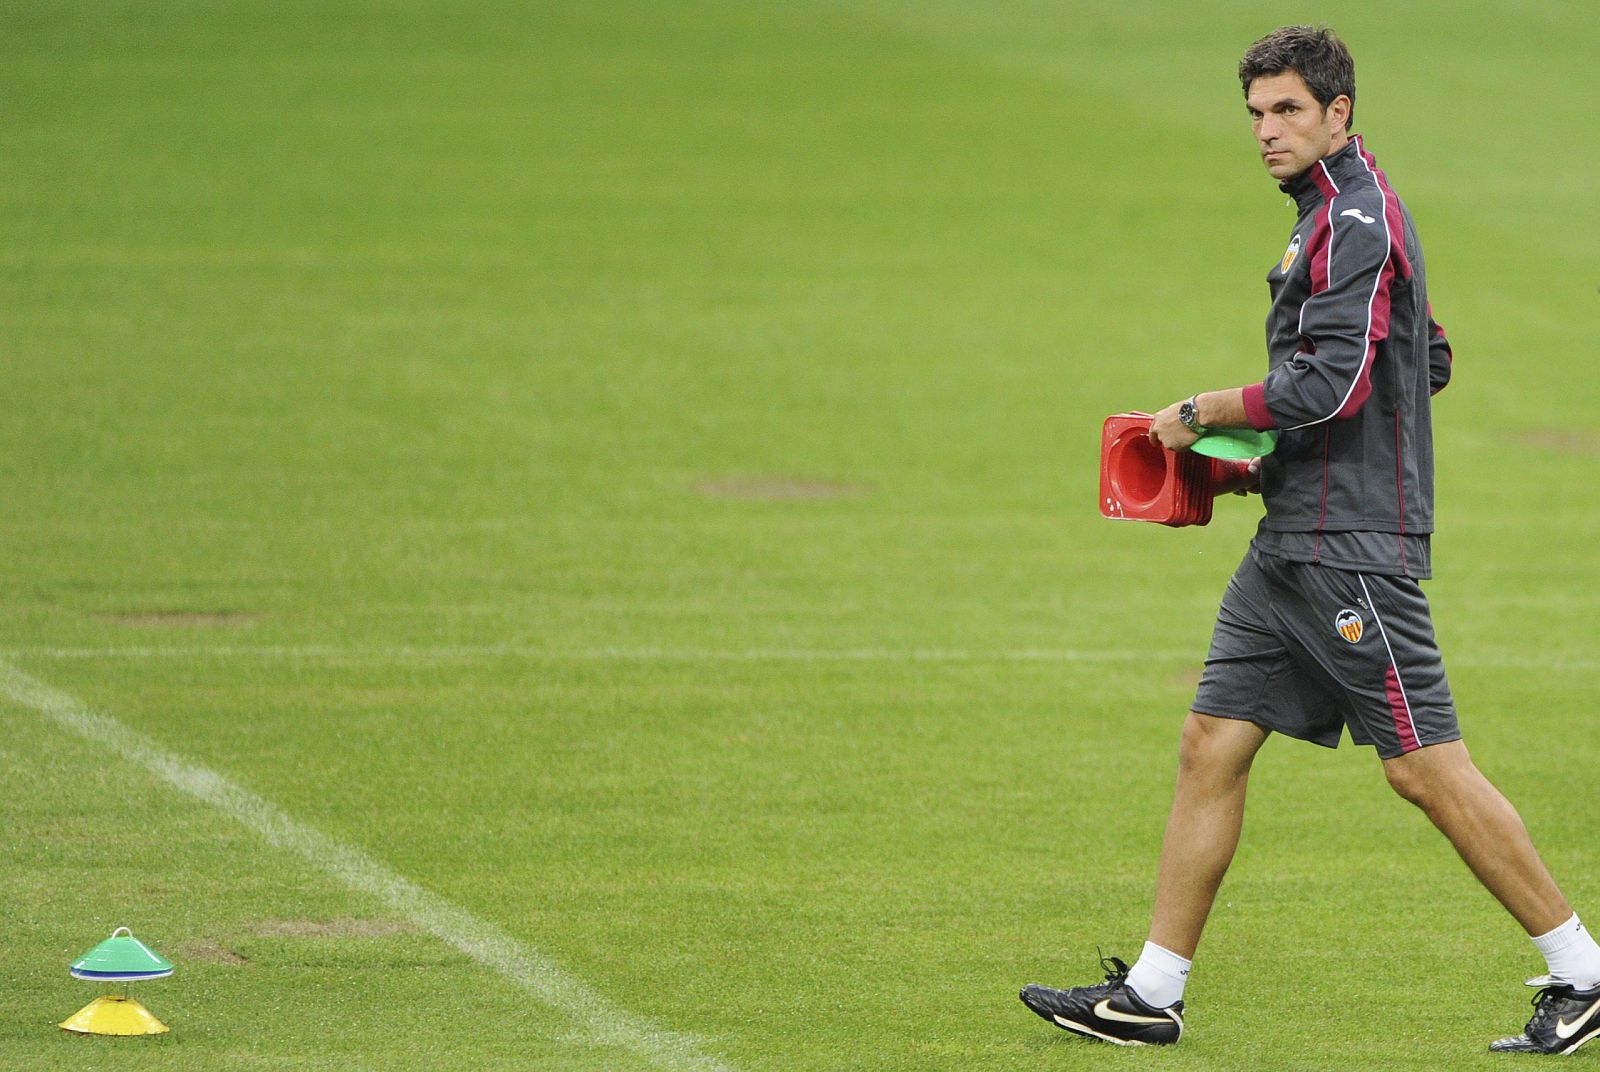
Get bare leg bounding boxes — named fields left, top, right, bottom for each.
left=1383, top=740, right=1570, bottom=936
left=1145, top=712, right=1272, bottom=959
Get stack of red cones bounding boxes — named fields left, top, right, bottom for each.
left=1099, top=413, right=1257, bottom=527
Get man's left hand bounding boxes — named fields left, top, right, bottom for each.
left=1149, top=400, right=1201, bottom=452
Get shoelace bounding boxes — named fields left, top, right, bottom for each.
left=1526, top=984, right=1577, bottom=1032
left=1095, top=949, right=1132, bottom=985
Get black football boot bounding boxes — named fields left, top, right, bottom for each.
left=1020, top=955, right=1184, bottom=1046
left=1489, top=976, right=1600, bottom=1054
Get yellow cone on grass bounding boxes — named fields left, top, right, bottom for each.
left=60, top=995, right=169, bottom=1036
left=60, top=927, right=173, bottom=1036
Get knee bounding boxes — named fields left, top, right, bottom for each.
left=1177, top=713, right=1215, bottom=771
left=1384, top=740, right=1482, bottom=813
left=1177, top=713, right=1252, bottom=782
left=1384, top=760, right=1433, bottom=809
left=1385, top=753, right=1474, bottom=814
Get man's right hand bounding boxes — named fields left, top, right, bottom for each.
left=1148, top=400, right=1201, bottom=451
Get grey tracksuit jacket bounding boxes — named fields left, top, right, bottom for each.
left=1241, top=136, right=1452, bottom=578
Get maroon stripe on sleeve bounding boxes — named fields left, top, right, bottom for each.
left=1331, top=249, right=1396, bottom=419
left=1241, top=382, right=1274, bottom=430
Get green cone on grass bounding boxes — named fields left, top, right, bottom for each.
left=70, top=928, right=173, bottom=982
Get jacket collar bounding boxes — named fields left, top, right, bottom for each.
left=1280, top=134, right=1366, bottom=211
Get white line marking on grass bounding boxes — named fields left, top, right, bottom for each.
left=1, top=644, right=1596, bottom=673
left=0, top=659, right=733, bottom=1072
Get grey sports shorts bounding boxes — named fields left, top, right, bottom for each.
left=1192, top=546, right=1460, bottom=759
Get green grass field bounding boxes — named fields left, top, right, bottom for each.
left=4, top=2, right=1599, bottom=1069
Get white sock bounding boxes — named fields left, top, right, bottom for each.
left=1124, top=940, right=1191, bottom=1009
left=1532, top=914, right=1600, bottom=991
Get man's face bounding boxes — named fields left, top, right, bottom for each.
left=1246, top=71, right=1348, bottom=181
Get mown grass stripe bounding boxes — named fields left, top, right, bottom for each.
left=1, top=645, right=1596, bottom=673
left=0, top=644, right=1189, bottom=662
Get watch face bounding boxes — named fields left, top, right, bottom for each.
left=1180, top=402, right=1198, bottom=428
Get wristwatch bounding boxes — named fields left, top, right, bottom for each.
left=1178, top=395, right=1206, bottom=433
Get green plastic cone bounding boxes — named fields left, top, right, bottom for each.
left=1191, top=427, right=1280, bottom=460
left=70, top=928, right=173, bottom=982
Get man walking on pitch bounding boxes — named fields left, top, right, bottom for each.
left=1019, top=26, right=1600, bottom=1054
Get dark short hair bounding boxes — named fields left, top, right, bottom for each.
left=1239, top=25, right=1355, bottom=130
